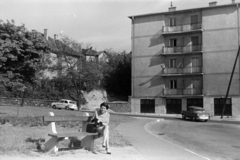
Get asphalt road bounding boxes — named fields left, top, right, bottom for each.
left=117, top=117, right=210, bottom=160
left=149, top=119, right=240, bottom=160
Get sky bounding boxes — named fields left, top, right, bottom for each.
left=0, top=0, right=239, bottom=52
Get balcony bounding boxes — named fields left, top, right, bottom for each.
left=162, top=45, right=202, bottom=55
left=162, top=23, right=202, bottom=35
left=163, top=88, right=203, bottom=95
left=162, top=66, right=203, bottom=76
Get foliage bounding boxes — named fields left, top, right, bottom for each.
left=0, top=19, right=132, bottom=102
left=47, top=35, right=103, bottom=109
left=101, top=51, right=131, bottom=97
left=0, top=20, right=50, bottom=95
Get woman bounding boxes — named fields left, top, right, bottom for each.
left=91, top=102, right=111, bottom=154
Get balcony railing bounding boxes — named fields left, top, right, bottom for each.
left=163, top=45, right=202, bottom=54
left=162, top=66, right=202, bottom=75
left=162, top=23, right=202, bottom=34
left=163, top=88, right=202, bottom=95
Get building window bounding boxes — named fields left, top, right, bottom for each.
left=169, top=80, right=177, bottom=89
left=169, top=18, right=176, bottom=26
left=169, top=38, right=177, bottom=47
left=140, top=99, right=155, bottom=113
left=169, top=38, right=177, bottom=53
left=169, top=59, right=177, bottom=68
left=191, top=15, right=198, bottom=24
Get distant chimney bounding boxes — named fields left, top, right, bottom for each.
left=169, top=7, right=176, bottom=11
left=209, top=1, right=217, bottom=7
left=169, top=2, right=176, bottom=11
left=44, top=29, right=48, bottom=40
left=54, top=34, right=58, bottom=41
left=32, top=30, right=37, bottom=38
left=232, top=0, right=235, bottom=4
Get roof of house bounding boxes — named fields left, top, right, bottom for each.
left=82, top=47, right=107, bottom=57
left=47, top=36, right=84, bottom=58
left=128, top=2, right=240, bottom=19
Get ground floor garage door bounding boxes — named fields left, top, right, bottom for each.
left=187, top=98, right=203, bottom=108
left=140, top=99, right=155, bottom=113
left=214, top=98, right=232, bottom=116
left=166, top=99, right=182, bottom=114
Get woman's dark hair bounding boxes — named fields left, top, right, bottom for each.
left=100, top=102, right=109, bottom=110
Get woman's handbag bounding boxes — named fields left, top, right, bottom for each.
left=86, top=123, right=97, bottom=133
left=86, top=118, right=103, bottom=133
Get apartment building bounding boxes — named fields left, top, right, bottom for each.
left=129, top=1, right=240, bottom=117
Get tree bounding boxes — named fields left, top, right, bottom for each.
left=101, top=50, right=131, bottom=99
left=50, top=35, right=102, bottom=110
left=0, top=20, right=50, bottom=99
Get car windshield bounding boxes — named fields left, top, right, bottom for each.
left=70, top=101, right=76, bottom=104
left=59, top=100, right=65, bottom=103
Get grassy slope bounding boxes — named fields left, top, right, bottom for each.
left=0, top=105, right=133, bottom=156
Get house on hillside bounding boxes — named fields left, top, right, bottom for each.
left=40, top=29, right=108, bottom=79
left=83, top=47, right=109, bottom=63
left=41, top=29, right=84, bottom=79
left=129, top=1, right=240, bottom=117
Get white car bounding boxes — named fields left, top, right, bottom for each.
left=51, top=99, right=78, bottom=111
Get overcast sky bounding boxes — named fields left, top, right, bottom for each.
left=0, top=0, right=238, bottom=52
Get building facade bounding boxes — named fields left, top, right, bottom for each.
left=129, top=1, right=240, bottom=117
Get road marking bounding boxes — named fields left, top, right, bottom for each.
left=144, top=120, right=211, bottom=160
left=184, top=149, right=211, bottom=160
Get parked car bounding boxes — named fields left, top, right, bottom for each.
left=182, top=106, right=210, bottom=122
left=51, top=99, right=78, bottom=111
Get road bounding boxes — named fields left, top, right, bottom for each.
left=149, top=119, right=240, bottom=160
left=117, top=117, right=240, bottom=160
left=117, top=117, right=210, bottom=160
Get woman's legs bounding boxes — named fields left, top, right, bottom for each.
left=97, top=125, right=111, bottom=154
left=102, top=125, right=108, bottom=146
left=103, top=125, right=110, bottom=154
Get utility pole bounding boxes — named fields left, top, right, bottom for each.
left=221, top=46, right=240, bottom=119
left=78, top=46, right=83, bottom=111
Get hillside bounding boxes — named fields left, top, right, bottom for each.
left=81, top=89, right=130, bottom=113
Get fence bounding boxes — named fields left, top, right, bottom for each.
left=0, top=97, right=56, bottom=107
left=0, top=97, right=131, bottom=112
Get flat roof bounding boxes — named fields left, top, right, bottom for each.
left=128, top=2, right=240, bottom=19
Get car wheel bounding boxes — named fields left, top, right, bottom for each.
left=182, top=115, right=186, bottom=120
left=205, top=117, right=210, bottom=122
left=52, top=105, right=56, bottom=109
left=65, top=106, right=69, bottom=110
left=192, top=117, right=196, bottom=121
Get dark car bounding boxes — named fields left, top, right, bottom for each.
left=182, top=106, right=210, bottom=122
